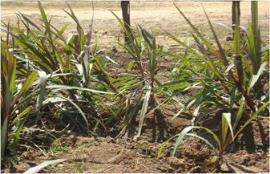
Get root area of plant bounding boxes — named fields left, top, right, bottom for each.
left=3, top=117, right=269, bottom=173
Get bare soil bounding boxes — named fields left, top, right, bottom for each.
left=3, top=118, right=269, bottom=173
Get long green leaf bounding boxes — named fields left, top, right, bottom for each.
left=234, top=100, right=270, bottom=140
left=248, top=62, right=266, bottom=92
left=172, top=126, right=195, bottom=156
left=46, top=85, right=113, bottom=94
left=18, top=71, right=38, bottom=97
left=12, top=106, right=33, bottom=123
left=203, top=8, right=228, bottom=66
left=222, top=113, right=234, bottom=144
left=174, top=3, right=214, bottom=52
left=23, top=159, right=67, bottom=174
left=136, top=86, right=151, bottom=138
left=234, top=97, right=245, bottom=129
left=186, top=133, right=217, bottom=152
left=199, top=126, right=221, bottom=150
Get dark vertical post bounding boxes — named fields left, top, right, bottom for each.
left=232, top=1, right=241, bottom=34
left=121, top=0, right=130, bottom=44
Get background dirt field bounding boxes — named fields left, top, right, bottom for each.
left=1, top=1, right=269, bottom=48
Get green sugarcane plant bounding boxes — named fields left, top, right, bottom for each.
left=3, top=1, right=120, bottom=134
left=1, top=39, right=39, bottom=158
left=169, top=99, right=269, bottom=170
left=169, top=2, right=268, bottom=123
left=165, top=2, right=269, bottom=170
left=112, top=12, right=169, bottom=140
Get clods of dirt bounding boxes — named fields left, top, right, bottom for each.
left=3, top=136, right=269, bottom=173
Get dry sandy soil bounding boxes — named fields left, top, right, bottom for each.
left=1, top=1, right=270, bottom=173
left=3, top=118, right=270, bottom=173
left=1, top=1, right=269, bottom=47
